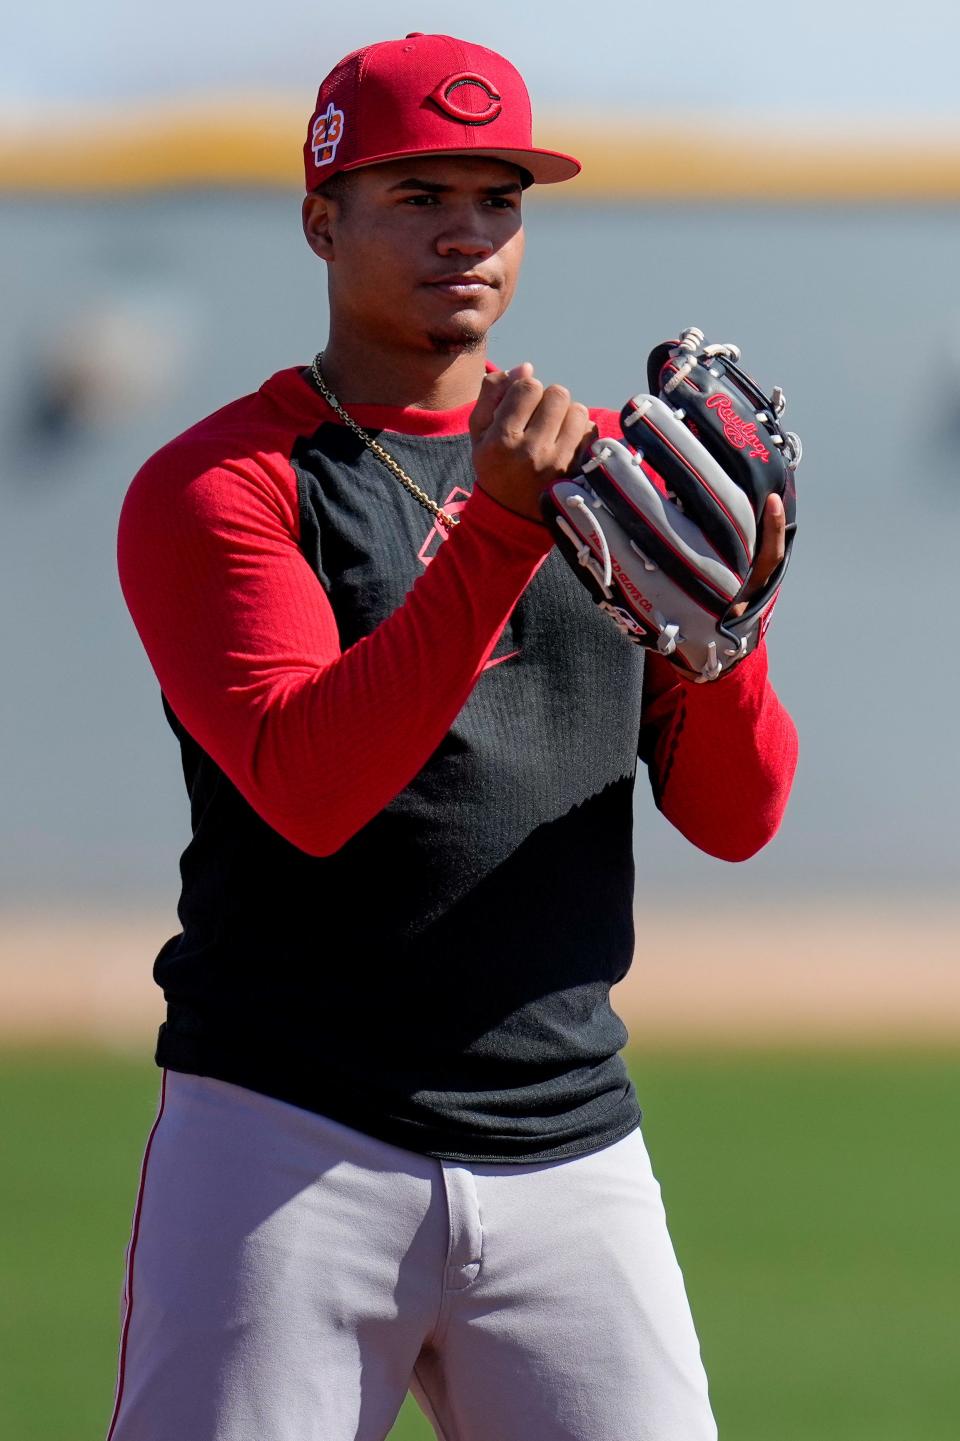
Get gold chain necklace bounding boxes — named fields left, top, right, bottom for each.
left=308, top=353, right=460, bottom=530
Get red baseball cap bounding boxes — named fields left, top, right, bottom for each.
left=303, top=33, right=581, bottom=191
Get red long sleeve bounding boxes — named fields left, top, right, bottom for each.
left=639, top=642, right=798, bottom=861
left=117, top=387, right=552, bottom=858
left=120, top=386, right=796, bottom=866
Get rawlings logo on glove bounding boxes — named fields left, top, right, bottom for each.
left=542, top=327, right=800, bottom=682
left=705, top=393, right=771, bottom=461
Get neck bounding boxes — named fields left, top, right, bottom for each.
left=317, top=328, right=489, bottom=411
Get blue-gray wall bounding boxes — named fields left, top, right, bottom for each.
left=3, top=196, right=958, bottom=905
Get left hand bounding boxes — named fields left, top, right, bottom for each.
left=541, top=328, right=800, bottom=682
left=728, top=494, right=786, bottom=620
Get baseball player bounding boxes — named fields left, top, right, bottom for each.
left=110, top=32, right=798, bottom=1441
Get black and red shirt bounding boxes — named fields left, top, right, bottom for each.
left=117, top=365, right=798, bottom=1162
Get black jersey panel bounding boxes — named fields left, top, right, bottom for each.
left=154, top=426, right=646, bottom=1162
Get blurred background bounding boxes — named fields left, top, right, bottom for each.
left=1, top=3, right=958, bottom=1439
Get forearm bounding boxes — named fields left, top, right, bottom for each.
left=119, top=474, right=551, bottom=857
left=239, top=491, right=551, bottom=853
left=639, top=642, right=798, bottom=861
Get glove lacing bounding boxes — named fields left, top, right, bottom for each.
left=663, top=327, right=802, bottom=469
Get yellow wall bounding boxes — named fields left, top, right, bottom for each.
left=3, top=101, right=959, bottom=201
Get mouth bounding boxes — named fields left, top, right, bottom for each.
left=424, top=273, right=497, bottom=297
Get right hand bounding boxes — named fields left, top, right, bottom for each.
left=469, top=363, right=597, bottom=523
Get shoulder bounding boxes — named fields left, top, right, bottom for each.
left=119, top=368, right=319, bottom=536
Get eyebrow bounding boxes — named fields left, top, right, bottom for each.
left=386, top=177, right=523, bottom=196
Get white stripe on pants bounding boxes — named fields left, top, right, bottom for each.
left=107, top=1070, right=717, bottom=1441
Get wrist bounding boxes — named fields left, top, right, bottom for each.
left=473, top=478, right=549, bottom=529
left=460, top=484, right=555, bottom=562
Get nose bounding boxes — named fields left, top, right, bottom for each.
left=435, top=223, right=495, bottom=260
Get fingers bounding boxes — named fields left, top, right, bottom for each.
left=473, top=365, right=578, bottom=449
left=493, top=380, right=587, bottom=455
left=750, top=493, right=786, bottom=590
left=555, top=402, right=597, bottom=475
left=729, top=493, right=787, bottom=617
left=496, top=378, right=559, bottom=438
left=469, top=364, right=591, bottom=523
left=469, top=363, right=535, bottom=439
left=469, top=370, right=512, bottom=440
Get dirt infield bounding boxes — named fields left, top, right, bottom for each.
left=2, top=899, right=957, bottom=1048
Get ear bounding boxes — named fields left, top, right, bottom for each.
left=302, top=193, right=337, bottom=261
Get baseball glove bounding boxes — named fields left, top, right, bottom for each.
left=543, top=327, right=801, bottom=681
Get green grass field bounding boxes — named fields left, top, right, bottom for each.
left=1, top=1045, right=957, bottom=1440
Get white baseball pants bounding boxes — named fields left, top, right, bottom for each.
left=106, top=1070, right=717, bottom=1441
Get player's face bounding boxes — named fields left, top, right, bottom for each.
left=306, top=155, right=526, bottom=356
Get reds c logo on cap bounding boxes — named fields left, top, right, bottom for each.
left=304, top=36, right=581, bottom=188
left=312, top=101, right=346, bottom=166
left=428, top=72, right=502, bottom=126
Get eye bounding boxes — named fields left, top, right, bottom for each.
left=485, top=196, right=518, bottom=209
left=401, top=194, right=439, bottom=206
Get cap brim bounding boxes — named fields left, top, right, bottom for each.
left=339, top=145, right=581, bottom=185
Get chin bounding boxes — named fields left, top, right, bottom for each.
left=425, top=322, right=488, bottom=356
